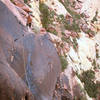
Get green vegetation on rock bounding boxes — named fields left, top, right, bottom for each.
left=72, top=38, right=78, bottom=51
left=39, top=3, right=50, bottom=29
left=24, top=0, right=28, bottom=3
left=39, top=2, right=58, bottom=35
left=57, top=14, right=81, bottom=32
left=59, top=0, right=81, bottom=19
left=60, top=56, right=68, bottom=71
left=59, top=0, right=96, bottom=36
left=92, top=59, right=97, bottom=69
left=77, top=70, right=99, bottom=98
left=47, top=28, right=58, bottom=35
left=91, top=11, right=98, bottom=23
left=61, top=36, right=71, bottom=43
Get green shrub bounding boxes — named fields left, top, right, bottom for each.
left=77, top=70, right=99, bottom=98
left=39, top=3, right=50, bottom=29
left=24, top=0, right=28, bottom=3
left=60, top=56, right=68, bottom=71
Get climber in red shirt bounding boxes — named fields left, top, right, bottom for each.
left=26, top=12, right=32, bottom=28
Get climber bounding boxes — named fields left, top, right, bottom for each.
left=26, top=12, right=32, bottom=28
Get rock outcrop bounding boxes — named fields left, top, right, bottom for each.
left=1, top=0, right=100, bottom=99
left=0, top=0, right=61, bottom=100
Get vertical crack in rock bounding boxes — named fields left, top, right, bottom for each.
left=25, top=52, right=41, bottom=100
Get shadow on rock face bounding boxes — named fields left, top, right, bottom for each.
left=0, top=0, right=61, bottom=100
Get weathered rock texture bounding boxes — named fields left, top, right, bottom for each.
left=0, top=0, right=61, bottom=100
left=27, top=0, right=100, bottom=100
left=1, top=0, right=100, bottom=99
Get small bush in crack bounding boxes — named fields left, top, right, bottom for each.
left=39, top=3, right=50, bottom=29
left=77, top=70, right=99, bottom=98
left=39, top=2, right=55, bottom=29
left=60, top=56, right=68, bottom=71
left=24, top=0, right=28, bottom=3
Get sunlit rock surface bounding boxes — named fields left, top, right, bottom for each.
left=45, top=0, right=69, bottom=16
left=30, top=0, right=100, bottom=99
left=1, top=0, right=100, bottom=99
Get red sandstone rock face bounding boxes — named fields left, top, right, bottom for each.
left=0, top=0, right=61, bottom=100
left=60, top=66, right=83, bottom=100
left=53, top=66, right=86, bottom=100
